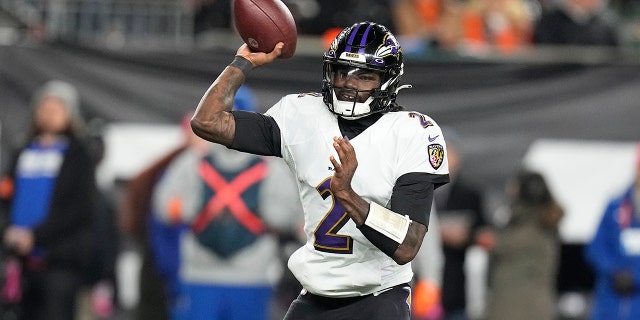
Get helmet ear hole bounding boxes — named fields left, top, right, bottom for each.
left=321, top=21, right=404, bottom=118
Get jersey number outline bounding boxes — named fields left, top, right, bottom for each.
left=408, top=112, right=433, bottom=128
left=313, top=177, right=354, bottom=254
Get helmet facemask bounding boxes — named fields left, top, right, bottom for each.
left=324, top=64, right=386, bottom=119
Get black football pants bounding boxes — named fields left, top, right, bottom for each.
left=282, top=283, right=411, bottom=320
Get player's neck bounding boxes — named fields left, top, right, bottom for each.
left=338, top=113, right=383, bottom=140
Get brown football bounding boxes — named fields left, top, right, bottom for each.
left=232, top=0, right=297, bottom=59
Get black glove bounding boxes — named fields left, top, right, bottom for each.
left=612, top=270, right=636, bottom=296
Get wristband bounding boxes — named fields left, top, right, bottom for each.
left=229, top=56, right=254, bottom=75
left=365, top=202, right=411, bottom=243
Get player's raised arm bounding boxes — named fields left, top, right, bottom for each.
left=191, top=43, right=283, bottom=146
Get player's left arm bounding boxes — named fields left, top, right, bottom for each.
left=389, top=172, right=447, bottom=263
left=330, top=136, right=448, bottom=265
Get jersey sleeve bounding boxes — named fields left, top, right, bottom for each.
left=258, top=157, right=303, bottom=232
left=264, top=96, right=296, bottom=169
left=397, top=114, right=449, bottom=185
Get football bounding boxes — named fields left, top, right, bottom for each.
left=232, top=0, right=297, bottom=59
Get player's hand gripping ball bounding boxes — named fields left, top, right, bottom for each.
left=232, top=0, right=297, bottom=59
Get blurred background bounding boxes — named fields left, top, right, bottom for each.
left=0, top=0, right=639, bottom=319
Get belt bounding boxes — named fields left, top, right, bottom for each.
left=301, top=283, right=409, bottom=309
left=302, top=291, right=366, bottom=309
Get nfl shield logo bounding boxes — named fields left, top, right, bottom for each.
left=428, top=144, right=444, bottom=170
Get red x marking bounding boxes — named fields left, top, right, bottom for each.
left=192, top=160, right=267, bottom=234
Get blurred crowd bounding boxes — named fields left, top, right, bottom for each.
left=388, top=0, right=622, bottom=55
left=195, top=0, right=635, bottom=55
left=1, top=0, right=639, bottom=54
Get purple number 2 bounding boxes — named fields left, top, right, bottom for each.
left=313, top=178, right=354, bottom=254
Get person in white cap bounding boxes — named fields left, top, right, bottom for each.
left=0, top=80, right=98, bottom=320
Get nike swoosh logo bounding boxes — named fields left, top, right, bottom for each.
left=428, top=135, right=439, bottom=142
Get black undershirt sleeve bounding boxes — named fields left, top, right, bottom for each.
left=390, top=172, right=449, bottom=227
left=229, top=110, right=282, bottom=157
left=357, top=224, right=400, bottom=257
left=358, top=172, right=450, bottom=258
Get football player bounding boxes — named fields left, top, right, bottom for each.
left=191, top=21, right=450, bottom=319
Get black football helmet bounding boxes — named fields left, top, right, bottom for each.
left=322, top=21, right=409, bottom=119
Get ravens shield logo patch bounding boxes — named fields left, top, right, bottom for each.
left=428, top=144, right=444, bottom=170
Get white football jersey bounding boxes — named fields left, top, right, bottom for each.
left=266, top=93, right=449, bottom=297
